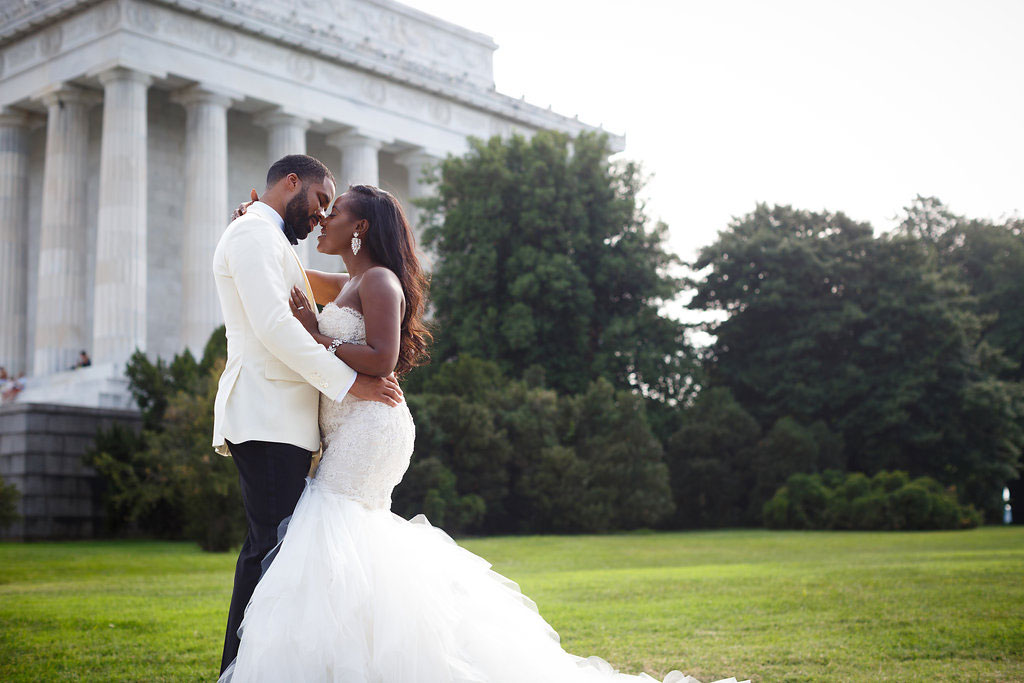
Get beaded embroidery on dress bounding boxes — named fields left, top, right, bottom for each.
left=314, top=304, right=415, bottom=510
left=219, top=303, right=747, bottom=683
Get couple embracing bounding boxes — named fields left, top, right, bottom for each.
left=212, top=154, right=745, bottom=683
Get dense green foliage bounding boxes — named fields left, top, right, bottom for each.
left=84, top=328, right=243, bottom=550
left=763, top=469, right=982, bottom=530
left=81, top=136, right=1022, bottom=541
left=897, top=197, right=1024, bottom=512
left=897, top=197, right=1024, bottom=383
left=3, top=530, right=1022, bottom=681
left=663, top=388, right=845, bottom=527
left=662, top=388, right=760, bottom=528
left=421, top=130, right=694, bottom=402
left=688, top=200, right=1023, bottom=521
left=395, top=357, right=674, bottom=534
left=416, top=134, right=1020, bottom=531
left=392, top=131, right=687, bottom=535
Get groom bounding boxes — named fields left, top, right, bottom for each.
left=211, top=154, right=403, bottom=674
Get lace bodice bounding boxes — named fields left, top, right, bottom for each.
left=314, top=303, right=415, bottom=510
left=317, top=302, right=367, bottom=345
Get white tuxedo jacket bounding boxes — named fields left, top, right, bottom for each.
left=211, top=203, right=356, bottom=456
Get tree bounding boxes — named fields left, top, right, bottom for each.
left=689, top=204, right=877, bottom=431
left=403, top=391, right=512, bottom=533
left=566, top=377, right=675, bottom=530
left=390, top=454, right=485, bottom=534
left=897, top=197, right=1024, bottom=518
left=422, top=131, right=694, bottom=403
left=897, top=196, right=1024, bottom=380
left=690, top=203, right=1022, bottom=518
left=493, top=381, right=591, bottom=533
left=84, top=326, right=243, bottom=548
left=143, top=357, right=246, bottom=551
left=663, top=387, right=761, bottom=528
left=748, top=417, right=829, bottom=519
left=398, top=357, right=675, bottom=534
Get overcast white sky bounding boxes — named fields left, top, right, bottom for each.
left=401, top=0, right=1024, bottom=263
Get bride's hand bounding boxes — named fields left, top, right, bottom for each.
left=230, top=188, right=260, bottom=221
left=349, top=373, right=403, bottom=406
left=289, top=286, right=319, bottom=337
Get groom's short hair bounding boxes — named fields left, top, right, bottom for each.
left=266, top=154, right=334, bottom=188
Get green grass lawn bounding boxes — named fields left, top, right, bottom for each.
left=1, top=527, right=1021, bottom=682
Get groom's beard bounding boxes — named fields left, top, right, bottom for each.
left=282, top=190, right=312, bottom=245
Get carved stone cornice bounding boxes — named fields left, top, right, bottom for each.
left=0, top=0, right=625, bottom=151
left=154, top=0, right=497, bottom=89
left=0, top=0, right=101, bottom=43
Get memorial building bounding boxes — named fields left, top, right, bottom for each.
left=0, top=0, right=622, bottom=538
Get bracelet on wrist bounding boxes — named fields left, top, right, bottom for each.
left=327, top=338, right=342, bottom=355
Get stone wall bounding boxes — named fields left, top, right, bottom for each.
left=0, top=402, right=140, bottom=540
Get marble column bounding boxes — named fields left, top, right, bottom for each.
left=0, top=108, right=31, bottom=375
left=172, top=85, right=231, bottom=355
left=395, top=149, right=440, bottom=270
left=255, top=110, right=312, bottom=260
left=33, top=86, right=98, bottom=376
left=93, top=68, right=152, bottom=366
left=257, top=110, right=309, bottom=161
left=322, top=131, right=384, bottom=273
left=327, top=130, right=383, bottom=189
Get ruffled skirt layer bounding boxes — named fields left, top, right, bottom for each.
left=220, top=477, right=745, bottom=683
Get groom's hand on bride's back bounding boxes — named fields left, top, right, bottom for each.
left=349, top=372, right=403, bottom=407
left=230, top=189, right=260, bottom=221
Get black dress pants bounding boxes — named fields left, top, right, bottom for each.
left=220, top=439, right=312, bottom=675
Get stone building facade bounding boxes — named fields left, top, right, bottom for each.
left=0, top=0, right=623, bottom=390
left=0, top=0, right=622, bottom=538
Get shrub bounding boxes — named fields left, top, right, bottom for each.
left=0, top=474, right=21, bottom=531
left=662, top=388, right=761, bottom=528
left=396, top=357, right=675, bottom=535
left=84, top=424, right=184, bottom=538
left=514, top=445, right=593, bottom=533
left=763, top=473, right=831, bottom=530
left=93, top=345, right=676, bottom=542
left=392, top=456, right=486, bottom=534
left=763, top=470, right=982, bottom=530
left=749, top=417, right=845, bottom=521
left=144, top=358, right=245, bottom=551
left=84, top=327, right=242, bottom=549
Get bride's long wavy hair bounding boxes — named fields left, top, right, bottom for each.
left=344, top=184, right=431, bottom=376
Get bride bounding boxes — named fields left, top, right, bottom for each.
left=218, top=184, right=746, bottom=683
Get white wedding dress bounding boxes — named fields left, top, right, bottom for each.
left=219, top=303, right=746, bottom=683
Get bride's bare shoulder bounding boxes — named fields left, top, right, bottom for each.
left=361, top=266, right=401, bottom=288
left=357, top=267, right=404, bottom=314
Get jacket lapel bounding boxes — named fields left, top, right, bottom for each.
left=288, top=246, right=317, bottom=309
left=260, top=213, right=316, bottom=308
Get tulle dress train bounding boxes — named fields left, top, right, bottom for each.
left=218, top=304, right=747, bottom=683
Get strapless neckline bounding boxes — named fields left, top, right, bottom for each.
left=322, top=301, right=364, bottom=320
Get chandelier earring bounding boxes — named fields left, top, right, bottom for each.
left=351, top=231, right=362, bottom=256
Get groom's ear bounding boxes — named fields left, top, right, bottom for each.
left=268, top=172, right=300, bottom=197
